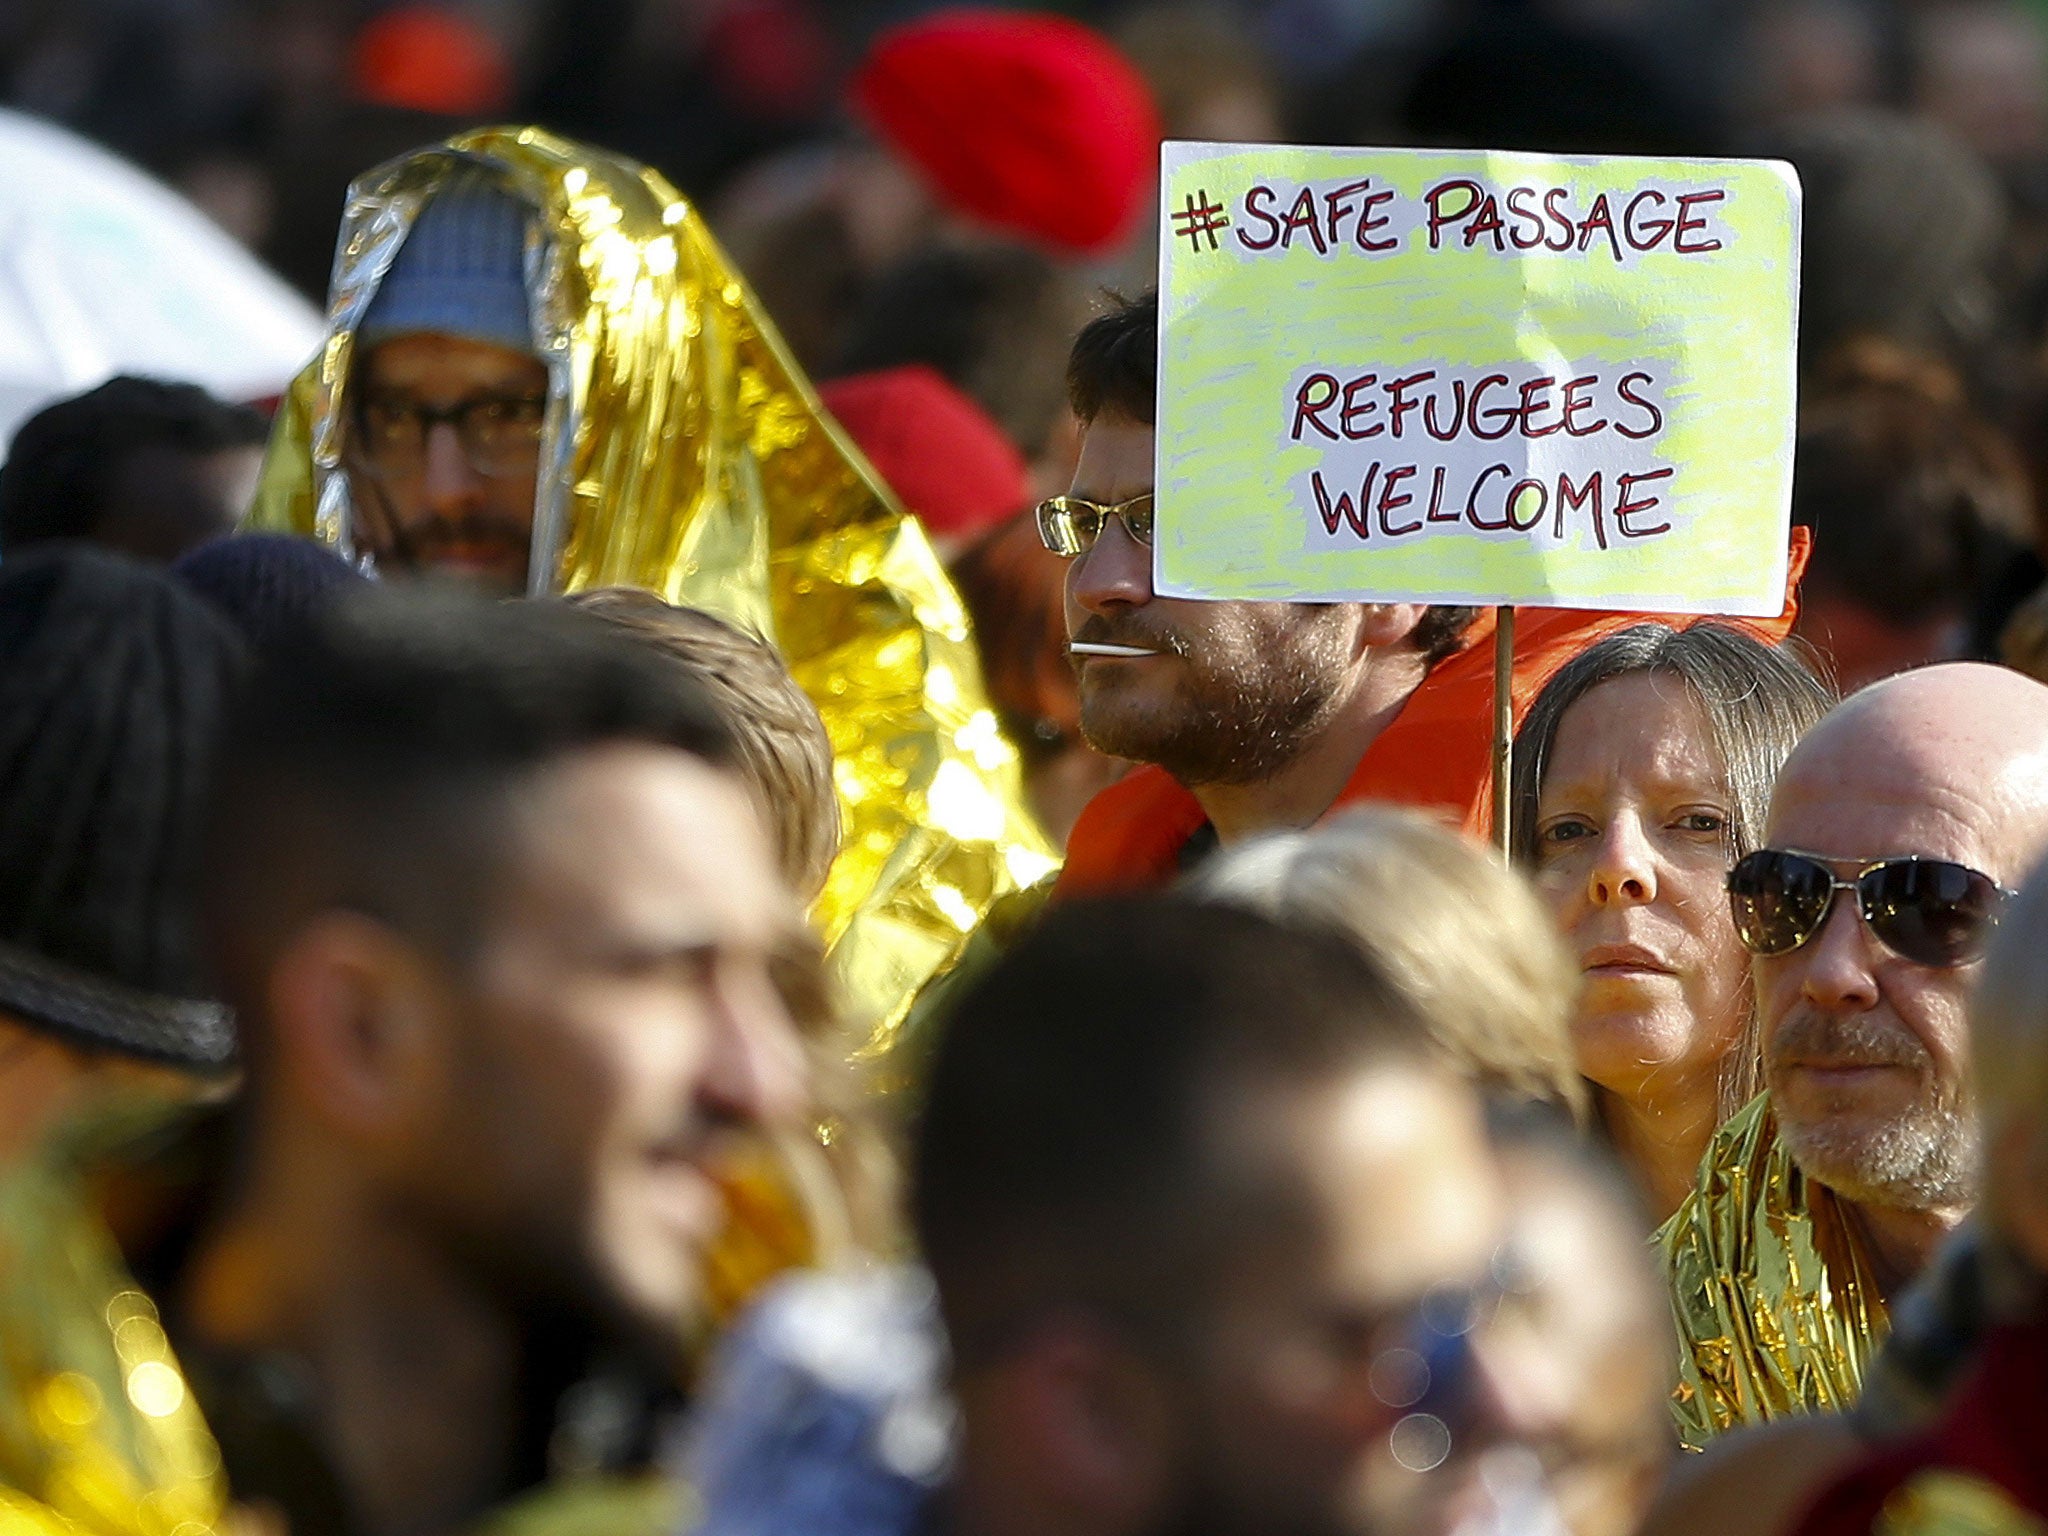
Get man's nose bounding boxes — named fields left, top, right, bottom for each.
left=1795, top=898, right=1884, bottom=1012
left=1068, top=515, right=1154, bottom=614
left=421, top=421, right=486, bottom=512
left=1587, top=817, right=1659, bottom=908
left=696, top=966, right=809, bottom=1130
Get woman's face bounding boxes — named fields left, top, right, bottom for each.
left=1531, top=672, right=1750, bottom=1109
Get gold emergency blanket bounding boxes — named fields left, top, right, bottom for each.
left=0, top=1138, right=224, bottom=1536
left=246, top=125, right=1058, bottom=1046
left=1659, top=1093, right=1888, bottom=1451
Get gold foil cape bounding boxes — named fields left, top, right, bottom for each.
left=247, top=126, right=1058, bottom=1046
left=1658, top=1093, right=1888, bottom=1451
left=0, top=1118, right=225, bottom=1536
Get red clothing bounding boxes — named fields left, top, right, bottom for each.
left=1056, top=529, right=1811, bottom=895
left=1791, top=1316, right=2048, bottom=1536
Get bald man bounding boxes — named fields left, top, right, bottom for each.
left=1662, top=663, right=2048, bottom=1449
left=1778, top=844, right=2048, bottom=1530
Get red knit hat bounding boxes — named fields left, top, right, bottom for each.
left=821, top=366, right=1031, bottom=541
left=850, top=9, right=1161, bottom=257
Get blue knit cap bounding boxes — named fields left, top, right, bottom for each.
left=358, top=166, right=535, bottom=354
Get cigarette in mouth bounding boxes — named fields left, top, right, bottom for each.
left=1068, top=642, right=1159, bottom=658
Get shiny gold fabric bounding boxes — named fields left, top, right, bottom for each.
left=0, top=1136, right=224, bottom=1536
left=246, top=126, right=1058, bottom=1046
left=1659, top=1093, right=1888, bottom=1451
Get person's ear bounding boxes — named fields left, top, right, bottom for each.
left=1011, top=1316, right=1179, bottom=1533
left=1357, top=603, right=1428, bottom=652
left=266, top=912, right=447, bottom=1142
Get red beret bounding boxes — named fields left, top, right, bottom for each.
left=851, top=8, right=1161, bottom=257
left=821, top=366, right=1031, bottom=541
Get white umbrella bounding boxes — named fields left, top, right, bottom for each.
left=0, top=108, right=324, bottom=447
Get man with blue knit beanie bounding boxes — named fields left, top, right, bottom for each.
left=346, top=165, right=549, bottom=594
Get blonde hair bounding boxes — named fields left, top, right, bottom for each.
left=568, top=589, right=840, bottom=900
left=1193, top=806, right=1587, bottom=1120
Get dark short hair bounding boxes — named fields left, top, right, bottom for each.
left=203, top=588, right=738, bottom=1071
left=1066, top=293, right=1480, bottom=665
left=913, top=896, right=1429, bottom=1361
left=1065, top=290, right=1158, bottom=428
left=0, top=377, right=268, bottom=553
left=836, top=243, right=1093, bottom=460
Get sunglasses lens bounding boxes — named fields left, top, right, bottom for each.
left=1034, top=500, right=1093, bottom=557
left=1861, top=860, right=2002, bottom=967
left=1728, top=850, right=1836, bottom=954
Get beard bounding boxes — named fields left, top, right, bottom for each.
left=1072, top=607, right=1358, bottom=788
left=1766, top=1009, right=1981, bottom=1211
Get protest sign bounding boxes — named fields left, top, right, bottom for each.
left=1155, top=143, right=1801, bottom=615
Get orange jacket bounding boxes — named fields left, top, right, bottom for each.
left=1055, top=530, right=1812, bottom=896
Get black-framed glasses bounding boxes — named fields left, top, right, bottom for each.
left=1035, top=493, right=1155, bottom=556
left=1727, top=849, right=2015, bottom=968
left=354, top=392, right=546, bottom=480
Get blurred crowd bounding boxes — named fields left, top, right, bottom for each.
left=8, top=1, right=2048, bottom=1536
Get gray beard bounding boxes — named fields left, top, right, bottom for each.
left=1777, top=1094, right=1982, bottom=1211
left=1767, top=1007, right=1982, bottom=1211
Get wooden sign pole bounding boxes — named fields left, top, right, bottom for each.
left=1491, top=604, right=1516, bottom=861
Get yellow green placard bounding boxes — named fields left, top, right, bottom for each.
left=1156, top=142, right=1801, bottom=615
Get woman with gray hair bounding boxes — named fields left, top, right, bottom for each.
left=1512, top=622, right=1834, bottom=1219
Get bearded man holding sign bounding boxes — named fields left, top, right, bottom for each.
left=1051, top=154, right=1809, bottom=892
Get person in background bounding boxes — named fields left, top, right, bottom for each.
left=0, top=548, right=247, bottom=1536
left=171, top=531, right=369, bottom=655
left=569, top=588, right=877, bottom=1312
left=1778, top=847, right=2048, bottom=1532
left=829, top=244, right=1096, bottom=493
left=1511, top=623, right=1835, bottom=1219
left=1049, top=293, right=1808, bottom=896
left=1907, top=0, right=2048, bottom=182
left=246, top=124, right=1053, bottom=1049
left=916, top=896, right=1515, bottom=1536
left=717, top=10, right=1157, bottom=378
left=1792, top=343, right=2034, bottom=691
left=1193, top=805, right=1587, bottom=1120
left=1488, top=1113, right=1677, bottom=1536
left=0, top=377, right=267, bottom=563
left=1662, top=662, right=2048, bottom=1448
left=570, top=589, right=841, bottom=907
left=1114, top=3, right=1284, bottom=146
left=818, top=366, right=1030, bottom=565
left=1647, top=849, right=2048, bottom=1536
left=1762, top=112, right=2006, bottom=377
left=950, top=510, right=1127, bottom=848
left=175, top=590, right=821, bottom=1536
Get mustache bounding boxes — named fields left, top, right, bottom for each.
left=1769, top=1010, right=1933, bottom=1073
left=404, top=515, right=530, bottom=555
left=1069, top=615, right=1192, bottom=659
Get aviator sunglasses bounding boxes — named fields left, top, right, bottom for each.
left=1035, top=493, right=1155, bottom=556
left=1727, top=849, right=2016, bottom=968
